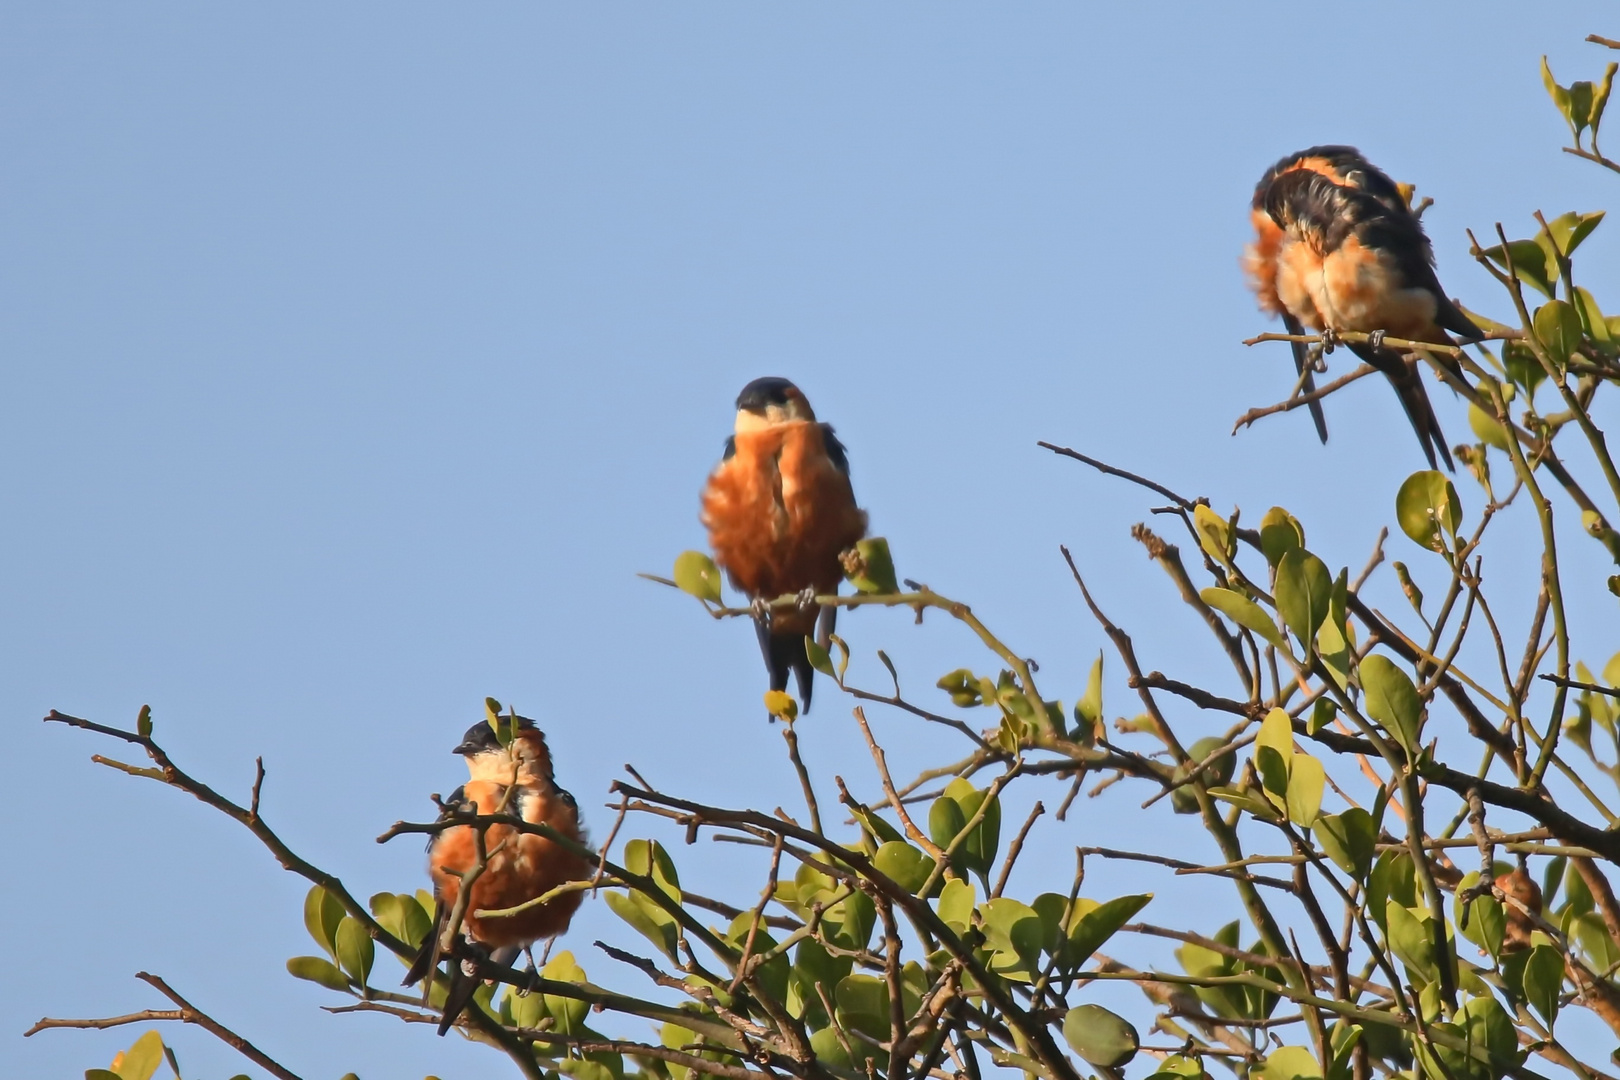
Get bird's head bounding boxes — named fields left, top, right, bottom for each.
left=734, top=376, right=816, bottom=434
left=453, top=715, right=556, bottom=787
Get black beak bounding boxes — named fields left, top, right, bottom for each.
left=452, top=738, right=481, bottom=756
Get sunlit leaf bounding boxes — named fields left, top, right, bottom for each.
left=334, top=917, right=375, bottom=986
left=1067, top=893, right=1152, bottom=968
left=844, top=537, right=898, bottom=595
left=1360, top=654, right=1423, bottom=755
left=1395, top=470, right=1462, bottom=553
left=1255, top=1045, right=1321, bottom=1080
left=303, top=885, right=345, bottom=959
left=1533, top=300, right=1583, bottom=369
left=1193, top=504, right=1233, bottom=564
left=1259, top=507, right=1304, bottom=568
left=1062, top=1004, right=1139, bottom=1068
left=1524, top=942, right=1564, bottom=1028
left=1200, top=587, right=1287, bottom=649
left=1453, top=871, right=1505, bottom=961
left=763, top=690, right=798, bottom=722
left=287, top=955, right=351, bottom=991
left=1314, top=809, right=1375, bottom=880
left=1275, top=550, right=1332, bottom=646
left=873, top=840, right=932, bottom=895
left=672, top=551, right=723, bottom=603
left=110, top=1031, right=165, bottom=1080
left=1286, top=752, right=1325, bottom=828
left=1480, top=237, right=1554, bottom=298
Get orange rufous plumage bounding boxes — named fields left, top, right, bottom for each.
left=406, top=716, right=589, bottom=1034
left=1244, top=145, right=1479, bottom=470
left=701, top=377, right=866, bottom=710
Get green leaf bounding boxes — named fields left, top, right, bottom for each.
left=1385, top=902, right=1437, bottom=979
left=928, top=778, right=1000, bottom=880
left=335, top=917, right=375, bottom=986
left=1594, top=63, right=1619, bottom=134
left=804, top=637, right=834, bottom=677
left=623, top=839, right=681, bottom=900
left=833, top=973, right=890, bottom=1043
left=541, top=951, right=590, bottom=1035
left=1533, top=300, right=1583, bottom=369
left=672, top=550, right=723, bottom=603
left=1286, top=751, right=1325, bottom=828
left=1275, top=549, right=1332, bottom=647
left=808, top=1026, right=851, bottom=1069
left=1253, top=706, right=1294, bottom=809
left=604, top=892, right=679, bottom=962
left=112, top=1030, right=165, bottom=1080
left=1072, top=652, right=1104, bottom=738
left=980, top=897, right=1044, bottom=980
left=936, top=878, right=976, bottom=934
left=1574, top=287, right=1613, bottom=350
left=1546, top=210, right=1606, bottom=258
left=509, top=981, right=549, bottom=1029
left=1395, top=470, right=1461, bottom=553
left=873, top=840, right=933, bottom=895
left=1481, top=237, right=1555, bottom=298
left=1457, top=994, right=1520, bottom=1067
left=1524, top=943, right=1563, bottom=1028
left=287, top=955, right=352, bottom=991
left=845, top=537, right=898, bottom=594
left=1188, top=736, right=1237, bottom=786
left=1259, top=507, right=1304, bottom=568
left=303, top=885, right=345, bottom=959
left=1193, top=504, right=1233, bottom=564
left=1149, top=1056, right=1208, bottom=1080
left=136, top=704, right=153, bottom=738
left=1468, top=403, right=1512, bottom=451
left=1453, top=872, right=1505, bottom=961
left=1314, top=809, right=1376, bottom=880
left=87, top=1072, right=124, bottom=1080
left=1360, top=654, right=1423, bottom=754
left=1062, top=1004, right=1139, bottom=1068
left=1200, top=587, right=1287, bottom=650
left=1255, top=1046, right=1322, bottom=1080
left=1067, top=893, right=1152, bottom=968
left=1393, top=561, right=1424, bottom=616
left=1544, top=57, right=1577, bottom=137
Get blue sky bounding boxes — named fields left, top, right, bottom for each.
left=4, top=4, right=1618, bottom=1076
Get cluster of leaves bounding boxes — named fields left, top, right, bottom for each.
left=44, top=28, right=1620, bottom=1080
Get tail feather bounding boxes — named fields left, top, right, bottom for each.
left=1353, top=344, right=1453, bottom=471
left=437, top=943, right=521, bottom=1036
left=754, top=613, right=817, bottom=714
left=1284, top=313, right=1329, bottom=444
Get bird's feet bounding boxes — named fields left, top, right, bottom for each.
left=749, top=597, right=770, bottom=621
left=1306, top=344, right=1328, bottom=373
left=795, top=586, right=818, bottom=612
left=1319, top=327, right=1340, bottom=354
left=516, top=948, right=541, bottom=996
left=1367, top=329, right=1387, bottom=350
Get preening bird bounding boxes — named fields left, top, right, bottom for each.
left=404, top=716, right=589, bottom=1035
left=701, top=377, right=868, bottom=712
left=1244, top=145, right=1480, bottom=470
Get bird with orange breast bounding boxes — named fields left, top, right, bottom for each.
left=1244, top=145, right=1480, bottom=470
left=404, top=715, right=590, bottom=1035
left=701, top=377, right=868, bottom=713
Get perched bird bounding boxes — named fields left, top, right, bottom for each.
left=701, top=377, right=868, bottom=712
left=1244, top=145, right=1480, bottom=469
left=404, top=716, right=589, bottom=1035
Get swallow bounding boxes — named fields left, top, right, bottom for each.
left=700, top=377, right=868, bottom=712
left=1244, top=146, right=1410, bottom=443
left=1246, top=146, right=1479, bottom=469
left=403, top=716, right=590, bottom=1035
